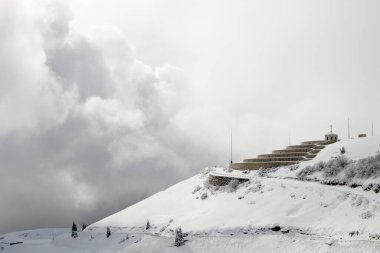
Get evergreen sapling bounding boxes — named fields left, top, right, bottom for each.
left=71, top=222, right=78, bottom=238
left=106, top=227, right=111, bottom=238
left=174, top=227, right=184, bottom=247
left=146, top=220, right=151, bottom=230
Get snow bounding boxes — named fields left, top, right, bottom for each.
left=269, top=136, right=380, bottom=178
left=90, top=172, right=380, bottom=236
left=2, top=228, right=380, bottom=253
left=309, top=136, right=380, bottom=163
left=2, top=136, right=380, bottom=252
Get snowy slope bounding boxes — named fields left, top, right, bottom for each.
left=2, top=136, right=380, bottom=252
left=91, top=137, right=380, bottom=234
left=299, top=136, right=380, bottom=168
left=91, top=167, right=380, bottom=236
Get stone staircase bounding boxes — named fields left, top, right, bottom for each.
left=230, top=140, right=335, bottom=170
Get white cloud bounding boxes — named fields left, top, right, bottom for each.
left=81, top=97, right=145, bottom=133
left=0, top=0, right=214, bottom=234
left=0, top=1, right=77, bottom=137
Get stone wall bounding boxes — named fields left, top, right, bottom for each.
left=230, top=161, right=295, bottom=170
left=208, top=174, right=249, bottom=186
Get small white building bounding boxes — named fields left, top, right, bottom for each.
left=325, top=126, right=338, bottom=142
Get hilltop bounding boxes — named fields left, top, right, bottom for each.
left=2, top=136, right=380, bottom=252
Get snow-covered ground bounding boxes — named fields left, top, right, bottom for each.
left=273, top=136, right=380, bottom=179
left=2, top=136, right=380, bottom=252
left=2, top=228, right=380, bottom=253
left=92, top=171, right=380, bottom=236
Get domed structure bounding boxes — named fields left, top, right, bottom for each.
left=325, top=125, right=338, bottom=142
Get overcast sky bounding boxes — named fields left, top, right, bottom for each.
left=1, top=0, right=380, bottom=234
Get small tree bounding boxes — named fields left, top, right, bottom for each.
left=174, top=227, right=184, bottom=247
left=71, top=222, right=78, bottom=238
left=106, top=227, right=111, bottom=238
left=146, top=220, right=151, bottom=230
left=82, top=224, right=87, bottom=231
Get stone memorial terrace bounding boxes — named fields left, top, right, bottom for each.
left=230, top=139, right=335, bottom=170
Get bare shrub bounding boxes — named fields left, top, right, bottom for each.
left=344, top=163, right=357, bottom=180
left=203, top=179, right=211, bottom=189
left=323, top=156, right=351, bottom=178
left=257, top=167, right=279, bottom=177
left=361, top=211, right=374, bottom=219
left=192, top=185, right=201, bottom=194
left=200, top=167, right=213, bottom=176
left=245, top=181, right=262, bottom=194
left=355, top=154, right=380, bottom=179
left=296, top=153, right=380, bottom=190
left=226, top=179, right=240, bottom=192
left=223, top=167, right=233, bottom=173
left=297, top=161, right=325, bottom=179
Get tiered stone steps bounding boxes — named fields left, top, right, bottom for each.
left=257, top=152, right=308, bottom=158
left=230, top=140, right=335, bottom=170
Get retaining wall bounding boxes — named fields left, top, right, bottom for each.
left=230, top=161, right=296, bottom=170
left=243, top=157, right=305, bottom=162
left=257, top=152, right=308, bottom=158
left=208, top=174, right=249, bottom=186
left=272, top=148, right=311, bottom=153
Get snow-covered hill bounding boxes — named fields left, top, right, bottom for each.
left=2, top=136, right=380, bottom=252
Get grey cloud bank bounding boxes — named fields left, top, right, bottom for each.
left=0, top=0, right=218, bottom=234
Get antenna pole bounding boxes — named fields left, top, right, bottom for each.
left=230, top=128, right=233, bottom=164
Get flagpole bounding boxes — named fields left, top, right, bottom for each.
left=230, top=128, right=233, bottom=164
